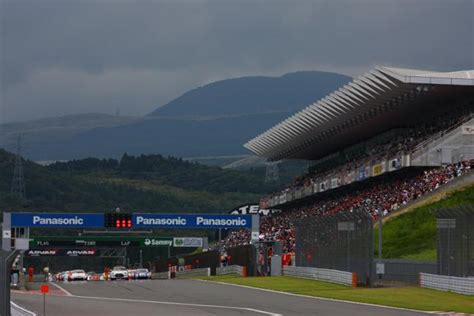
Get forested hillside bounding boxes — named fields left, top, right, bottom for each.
left=0, top=149, right=277, bottom=215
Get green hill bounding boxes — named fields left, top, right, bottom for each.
left=375, top=184, right=474, bottom=260
left=0, top=149, right=277, bottom=215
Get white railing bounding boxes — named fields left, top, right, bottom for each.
left=412, top=115, right=474, bottom=159
left=283, top=266, right=356, bottom=287
left=151, top=271, right=170, bottom=280
left=420, top=273, right=474, bottom=295
left=216, top=265, right=244, bottom=276
left=175, top=268, right=210, bottom=279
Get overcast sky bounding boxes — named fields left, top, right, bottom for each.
left=1, top=0, right=473, bottom=123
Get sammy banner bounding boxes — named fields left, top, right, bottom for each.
left=133, top=214, right=252, bottom=228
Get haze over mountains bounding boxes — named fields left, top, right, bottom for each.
left=1, top=71, right=351, bottom=161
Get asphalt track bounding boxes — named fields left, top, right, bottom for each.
left=12, top=279, right=433, bottom=316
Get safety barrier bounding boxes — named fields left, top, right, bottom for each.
left=216, top=265, right=245, bottom=277
left=11, top=301, right=36, bottom=316
left=151, top=271, right=170, bottom=280
left=283, top=266, right=356, bottom=287
left=175, top=268, right=210, bottom=279
left=419, top=273, right=474, bottom=295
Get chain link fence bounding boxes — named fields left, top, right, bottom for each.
left=436, top=205, right=474, bottom=277
left=294, top=210, right=373, bottom=285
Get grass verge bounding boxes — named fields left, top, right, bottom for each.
left=198, top=275, right=474, bottom=314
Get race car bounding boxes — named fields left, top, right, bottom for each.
left=132, top=268, right=151, bottom=280
left=87, top=271, right=102, bottom=281
left=110, top=266, right=128, bottom=280
left=67, top=269, right=87, bottom=281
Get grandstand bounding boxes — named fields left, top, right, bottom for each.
left=223, top=66, right=474, bottom=254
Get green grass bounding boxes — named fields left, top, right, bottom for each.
left=199, top=276, right=474, bottom=314
left=375, top=184, right=474, bottom=260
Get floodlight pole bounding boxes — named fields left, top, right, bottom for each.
left=378, top=211, right=383, bottom=260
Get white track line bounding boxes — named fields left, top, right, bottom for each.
left=50, top=282, right=73, bottom=296
left=65, top=295, right=282, bottom=316
left=10, top=301, right=37, bottom=316
left=196, top=280, right=449, bottom=315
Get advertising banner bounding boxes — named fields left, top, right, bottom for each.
left=357, top=165, right=369, bottom=181
left=372, top=163, right=383, bottom=176
left=25, top=248, right=98, bottom=256
left=343, top=170, right=355, bottom=185
left=388, top=157, right=402, bottom=171
left=133, top=214, right=252, bottom=229
left=229, top=204, right=280, bottom=216
left=173, top=237, right=203, bottom=247
left=11, top=213, right=104, bottom=228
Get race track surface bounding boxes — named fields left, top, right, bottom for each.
left=12, top=279, right=430, bottom=316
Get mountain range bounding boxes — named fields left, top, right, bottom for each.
left=0, top=71, right=351, bottom=161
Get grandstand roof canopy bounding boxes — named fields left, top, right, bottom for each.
left=244, top=66, right=474, bottom=161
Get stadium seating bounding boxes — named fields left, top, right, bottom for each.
left=222, top=161, right=472, bottom=253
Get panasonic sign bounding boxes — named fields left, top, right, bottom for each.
left=133, top=214, right=252, bottom=228
left=11, top=213, right=104, bottom=228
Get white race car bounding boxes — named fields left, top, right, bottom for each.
left=110, top=266, right=128, bottom=280
left=67, top=269, right=87, bottom=281
left=133, top=268, right=151, bottom=280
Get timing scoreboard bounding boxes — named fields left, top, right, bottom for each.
left=8, top=212, right=254, bottom=229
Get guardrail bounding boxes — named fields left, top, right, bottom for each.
left=283, top=266, right=356, bottom=287
left=419, top=273, right=474, bottom=295
left=175, top=268, right=210, bottom=279
left=216, top=265, right=245, bottom=277
left=11, top=302, right=36, bottom=316
left=151, top=271, right=170, bottom=280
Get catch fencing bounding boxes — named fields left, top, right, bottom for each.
left=175, top=267, right=210, bottom=279
left=420, top=273, right=474, bottom=295
left=283, top=266, right=356, bottom=287
left=294, top=209, right=373, bottom=285
left=216, top=265, right=245, bottom=277
left=436, top=206, right=474, bottom=277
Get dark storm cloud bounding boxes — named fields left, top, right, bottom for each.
left=1, top=0, right=473, bottom=123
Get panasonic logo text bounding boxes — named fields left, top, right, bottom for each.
left=136, top=216, right=187, bottom=226
left=32, top=216, right=84, bottom=226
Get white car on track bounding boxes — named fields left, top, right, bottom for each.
left=110, top=266, right=128, bottom=280
left=132, top=268, right=151, bottom=280
left=67, top=269, right=87, bottom=281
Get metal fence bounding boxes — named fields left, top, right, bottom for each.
left=294, top=210, right=373, bottom=285
left=436, top=206, right=474, bottom=277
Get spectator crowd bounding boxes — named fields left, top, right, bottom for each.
left=221, top=161, right=472, bottom=253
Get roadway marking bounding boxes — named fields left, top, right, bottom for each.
left=63, top=295, right=282, bottom=316
left=10, top=301, right=37, bottom=316
left=196, top=280, right=444, bottom=315
left=50, top=282, right=73, bottom=296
